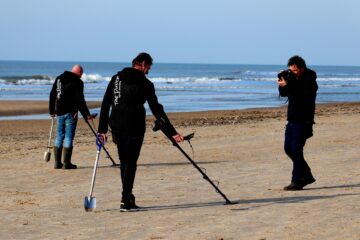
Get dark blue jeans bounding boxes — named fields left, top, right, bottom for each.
left=55, top=113, right=78, bottom=148
left=284, top=122, right=314, bottom=183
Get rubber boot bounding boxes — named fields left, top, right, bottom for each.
left=54, top=147, right=63, bottom=169
left=62, top=147, right=77, bottom=169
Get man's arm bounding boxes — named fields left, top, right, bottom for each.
left=97, top=78, right=114, bottom=134
left=278, top=77, right=289, bottom=97
left=302, top=71, right=318, bottom=122
left=78, top=81, right=91, bottom=118
left=147, top=82, right=183, bottom=142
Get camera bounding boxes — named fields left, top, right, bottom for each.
left=278, top=70, right=296, bottom=82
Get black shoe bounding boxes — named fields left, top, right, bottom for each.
left=120, top=201, right=140, bottom=212
left=299, top=176, right=316, bottom=188
left=120, top=197, right=140, bottom=212
left=284, top=182, right=303, bottom=191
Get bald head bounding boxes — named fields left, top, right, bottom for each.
left=71, top=64, right=83, bottom=77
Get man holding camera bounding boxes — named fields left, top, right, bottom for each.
left=97, top=52, right=183, bottom=211
left=277, top=55, right=318, bottom=191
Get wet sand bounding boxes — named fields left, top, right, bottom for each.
left=0, top=100, right=102, bottom=116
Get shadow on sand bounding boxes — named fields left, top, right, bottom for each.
left=78, top=160, right=227, bottom=169
left=96, top=183, right=360, bottom=213
left=232, top=182, right=360, bottom=211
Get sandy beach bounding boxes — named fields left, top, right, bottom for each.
left=0, top=101, right=359, bottom=240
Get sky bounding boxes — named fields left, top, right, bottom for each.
left=1, top=0, right=360, bottom=66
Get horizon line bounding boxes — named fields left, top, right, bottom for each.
left=0, top=59, right=359, bottom=68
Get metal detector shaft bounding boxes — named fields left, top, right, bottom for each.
left=153, top=118, right=232, bottom=204
left=172, top=141, right=232, bottom=204
left=84, top=119, right=118, bottom=166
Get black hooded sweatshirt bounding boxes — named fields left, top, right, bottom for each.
left=49, top=71, right=90, bottom=117
left=279, top=68, right=318, bottom=124
left=98, top=67, right=176, bottom=136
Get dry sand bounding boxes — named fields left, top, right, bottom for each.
left=0, top=101, right=359, bottom=240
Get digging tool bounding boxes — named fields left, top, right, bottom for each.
left=84, top=135, right=105, bottom=212
left=44, top=116, right=55, bottom=162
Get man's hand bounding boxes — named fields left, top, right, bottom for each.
left=97, top=133, right=107, bottom=145
left=87, top=115, right=95, bottom=121
left=172, top=133, right=184, bottom=143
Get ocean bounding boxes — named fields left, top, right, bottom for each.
left=0, top=60, right=359, bottom=119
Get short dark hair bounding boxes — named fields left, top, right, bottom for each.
left=287, top=55, right=307, bottom=69
left=132, top=52, right=153, bottom=67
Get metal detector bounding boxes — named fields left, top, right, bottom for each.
left=84, top=113, right=119, bottom=167
left=153, top=118, right=233, bottom=204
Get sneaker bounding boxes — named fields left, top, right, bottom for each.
left=120, top=201, right=140, bottom=212
left=283, top=182, right=303, bottom=191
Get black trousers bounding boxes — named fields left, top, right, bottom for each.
left=284, top=122, right=314, bottom=183
left=112, top=132, right=144, bottom=202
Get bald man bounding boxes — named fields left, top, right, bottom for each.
left=49, top=64, right=93, bottom=169
left=71, top=64, right=83, bottom=76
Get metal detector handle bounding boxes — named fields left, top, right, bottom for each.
left=168, top=133, right=194, bottom=146
left=183, top=133, right=194, bottom=141
left=169, top=133, right=194, bottom=146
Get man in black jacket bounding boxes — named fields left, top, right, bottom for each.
left=98, top=53, right=183, bottom=211
left=49, top=64, right=93, bottom=169
left=278, top=56, right=318, bottom=190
